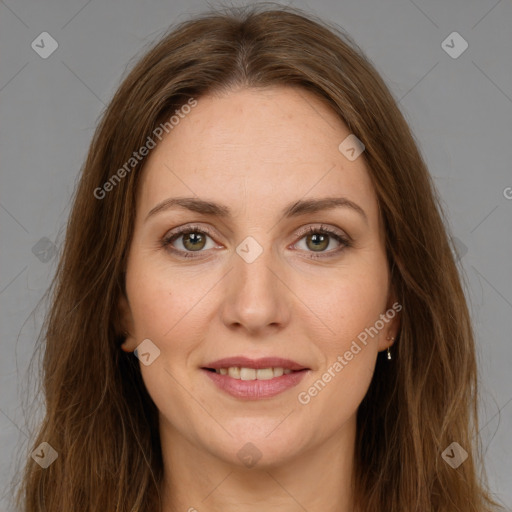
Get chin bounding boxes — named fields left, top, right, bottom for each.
left=202, top=421, right=313, bottom=469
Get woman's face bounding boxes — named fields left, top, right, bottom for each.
left=120, top=86, right=399, bottom=467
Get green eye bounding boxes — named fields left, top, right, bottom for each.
left=162, top=224, right=350, bottom=260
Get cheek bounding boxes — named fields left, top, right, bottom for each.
left=298, top=255, right=390, bottom=347
left=124, top=260, right=210, bottom=437
left=293, top=253, right=388, bottom=408
left=294, top=283, right=384, bottom=437
left=125, top=254, right=213, bottom=340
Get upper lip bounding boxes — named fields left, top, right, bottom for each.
left=204, top=357, right=308, bottom=371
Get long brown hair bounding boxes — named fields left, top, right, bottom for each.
left=13, top=4, right=503, bottom=511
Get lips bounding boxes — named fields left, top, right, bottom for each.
left=202, top=356, right=310, bottom=399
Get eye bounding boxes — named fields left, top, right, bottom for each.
left=292, top=224, right=351, bottom=259
left=161, top=225, right=218, bottom=258
left=161, top=223, right=351, bottom=260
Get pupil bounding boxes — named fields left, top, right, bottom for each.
left=309, top=234, right=328, bottom=251
left=184, top=233, right=204, bottom=250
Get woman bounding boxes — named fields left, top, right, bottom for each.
left=14, top=4, right=502, bottom=511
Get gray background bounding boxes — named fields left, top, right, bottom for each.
left=0, top=0, right=511, bottom=510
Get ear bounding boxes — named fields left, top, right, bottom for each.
left=377, top=291, right=402, bottom=353
left=118, top=293, right=137, bottom=353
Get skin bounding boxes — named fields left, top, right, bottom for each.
left=119, top=86, right=400, bottom=512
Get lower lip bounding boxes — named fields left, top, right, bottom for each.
left=202, top=369, right=308, bottom=399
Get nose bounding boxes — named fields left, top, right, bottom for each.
left=219, top=239, right=290, bottom=336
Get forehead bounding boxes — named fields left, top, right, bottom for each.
left=137, top=86, right=378, bottom=222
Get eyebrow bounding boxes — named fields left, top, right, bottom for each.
left=145, top=196, right=368, bottom=224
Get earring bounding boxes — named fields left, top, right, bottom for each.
left=386, top=336, right=395, bottom=360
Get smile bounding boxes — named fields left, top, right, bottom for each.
left=202, top=357, right=309, bottom=399
left=211, top=367, right=293, bottom=379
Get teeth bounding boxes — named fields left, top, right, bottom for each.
left=214, top=367, right=294, bottom=380
left=256, top=368, right=274, bottom=380
left=228, top=367, right=240, bottom=379
left=240, top=368, right=256, bottom=380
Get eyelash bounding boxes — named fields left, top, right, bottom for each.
left=161, top=223, right=351, bottom=260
